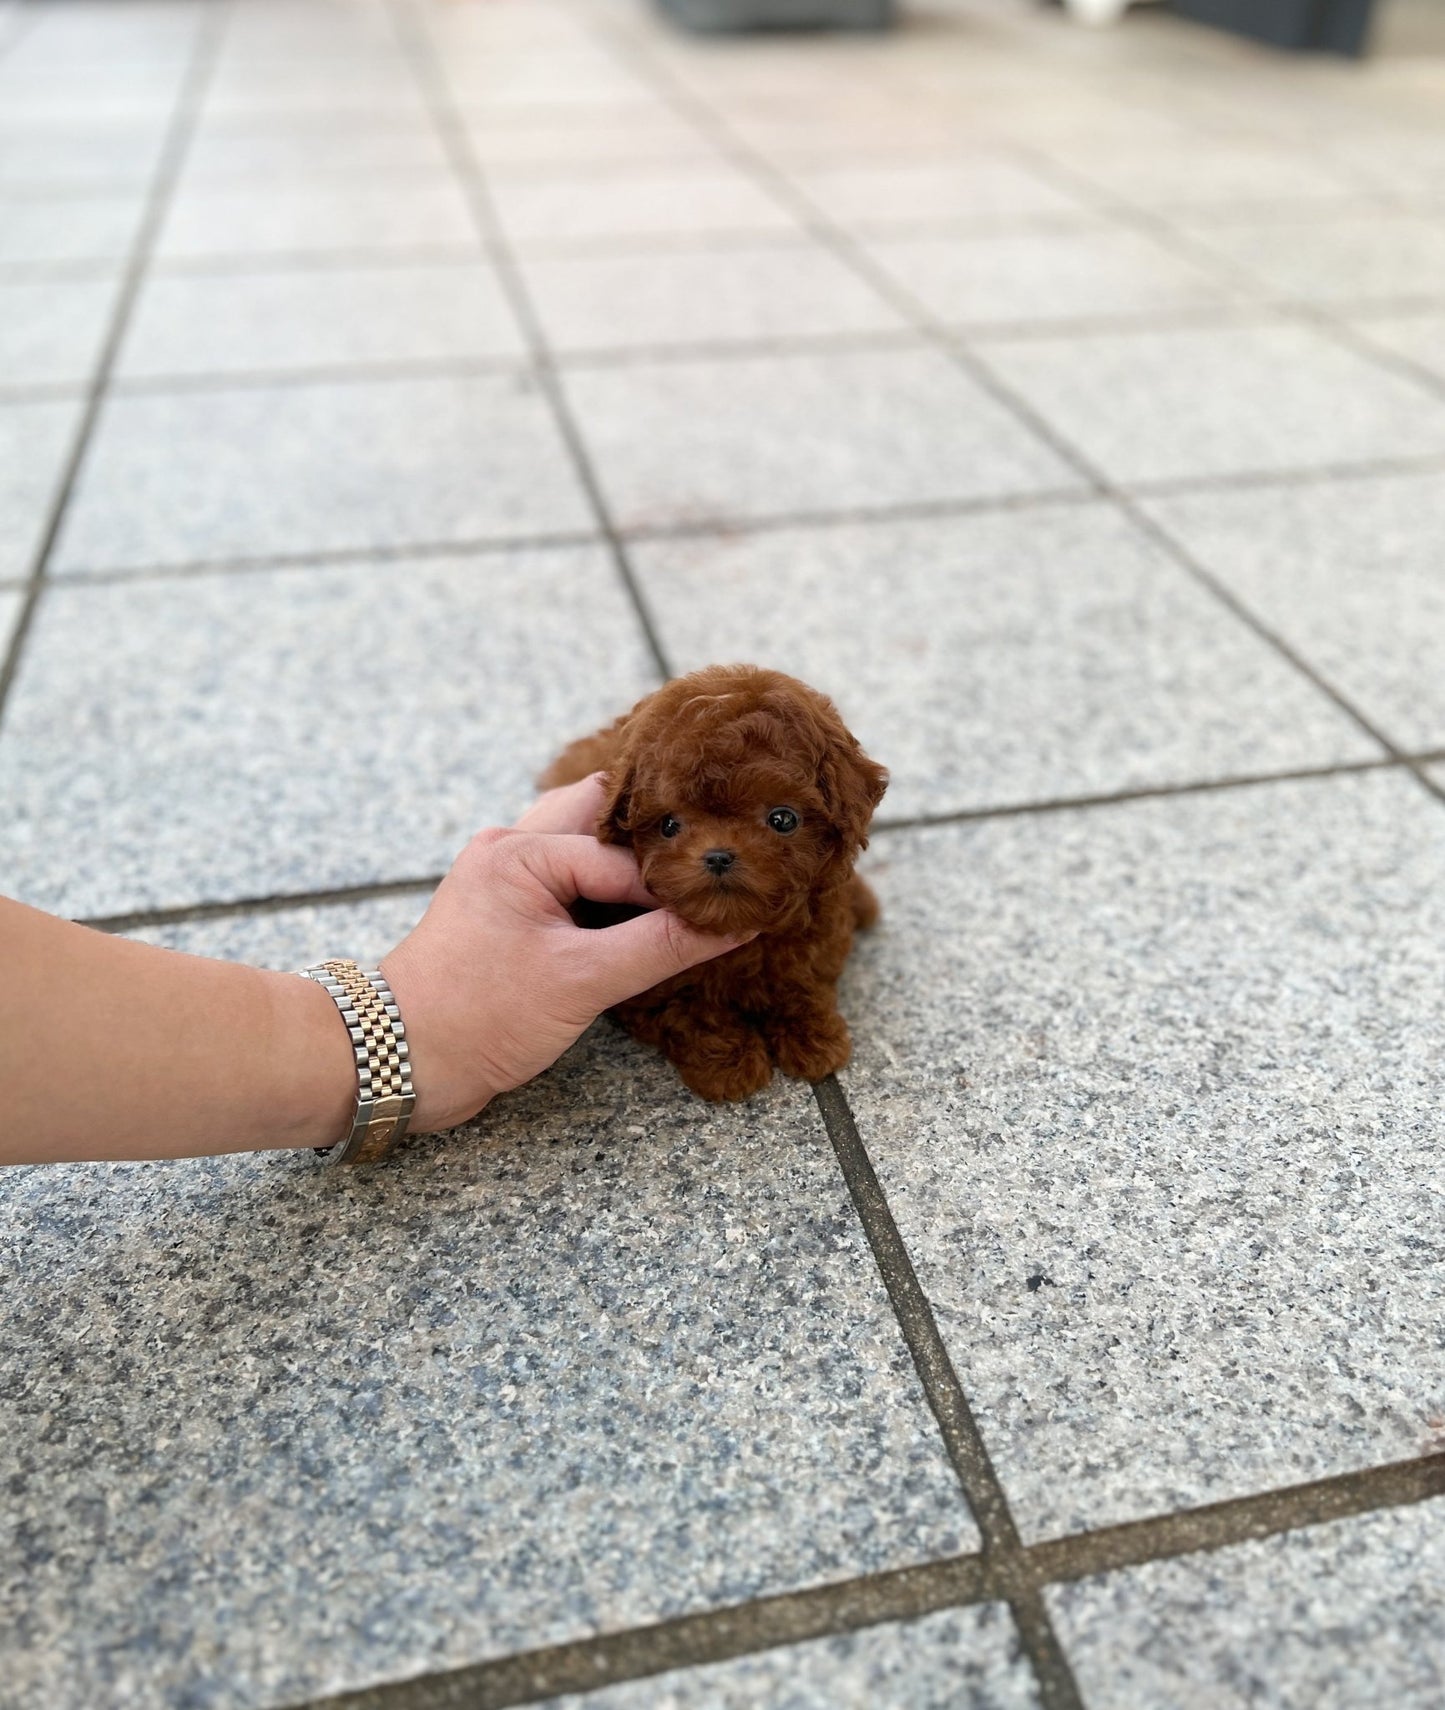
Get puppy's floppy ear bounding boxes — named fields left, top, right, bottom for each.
left=596, top=755, right=637, bottom=845
left=819, top=736, right=888, bottom=859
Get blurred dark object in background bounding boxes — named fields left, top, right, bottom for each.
left=1167, top=0, right=1373, bottom=55
left=656, top=0, right=894, bottom=30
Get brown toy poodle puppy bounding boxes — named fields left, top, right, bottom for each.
left=539, top=664, right=887, bottom=1101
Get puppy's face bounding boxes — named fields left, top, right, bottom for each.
left=627, top=756, right=836, bottom=936
left=599, top=668, right=887, bottom=937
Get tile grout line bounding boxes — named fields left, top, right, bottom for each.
left=566, top=26, right=1445, bottom=1704
left=388, top=0, right=672, bottom=685
left=53, top=526, right=607, bottom=588
left=1006, top=141, right=1445, bottom=411
left=871, top=753, right=1412, bottom=831
left=1130, top=448, right=1445, bottom=496
left=98, top=331, right=921, bottom=395
left=12, top=13, right=1442, bottom=1710
left=282, top=1451, right=1445, bottom=1710
left=19, top=444, right=1445, bottom=591
left=808, top=1087, right=1016, bottom=1550
left=7, top=225, right=1445, bottom=283
left=0, top=2, right=228, bottom=739
left=81, top=873, right=446, bottom=937
left=986, top=142, right=1445, bottom=812
left=1027, top=1452, right=1445, bottom=1585
left=1112, top=498, right=1405, bottom=746
left=811, top=1074, right=1085, bottom=1710
left=781, top=95, right=1431, bottom=782
left=847, top=119, right=1445, bottom=790
left=31, top=25, right=1445, bottom=1710
left=158, top=42, right=1075, bottom=1698
left=80, top=751, right=1445, bottom=935
left=596, top=31, right=1445, bottom=805
left=5, top=301, right=1445, bottom=404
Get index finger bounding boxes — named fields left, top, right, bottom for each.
left=515, top=832, right=657, bottom=911
left=513, top=773, right=608, bottom=836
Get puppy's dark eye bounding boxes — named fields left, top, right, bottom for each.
left=767, top=807, right=799, bottom=835
left=659, top=815, right=682, bottom=839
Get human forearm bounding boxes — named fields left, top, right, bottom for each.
left=4, top=779, right=747, bottom=1169
left=2, top=898, right=354, bottom=1166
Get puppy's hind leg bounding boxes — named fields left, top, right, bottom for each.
left=849, top=874, right=881, bottom=931
left=537, top=723, right=624, bottom=791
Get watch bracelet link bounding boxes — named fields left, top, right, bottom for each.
left=298, top=959, right=415, bottom=1165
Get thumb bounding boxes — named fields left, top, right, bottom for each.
left=578, top=908, right=753, bottom=1011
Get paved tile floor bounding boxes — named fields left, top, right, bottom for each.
left=3, top=0, right=1445, bottom=1706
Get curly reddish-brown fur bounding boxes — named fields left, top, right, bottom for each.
left=540, top=664, right=887, bottom=1101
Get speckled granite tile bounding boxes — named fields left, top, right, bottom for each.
left=427, top=0, right=598, bottom=55
left=154, top=173, right=479, bottom=262
left=978, top=323, right=1445, bottom=486
left=200, top=55, right=429, bottom=122
left=130, top=892, right=432, bottom=968
left=1047, top=136, right=1360, bottom=213
left=0, top=545, right=649, bottom=917
left=425, top=0, right=595, bottom=50
left=0, top=43, right=186, bottom=84
left=116, top=262, right=525, bottom=379
left=1050, top=1499, right=1445, bottom=1710
left=489, top=166, right=799, bottom=251
left=0, top=396, right=82, bottom=580
left=538, top=1606, right=1036, bottom=1710
left=938, top=99, right=1201, bottom=159
left=463, top=108, right=724, bottom=173
left=715, top=104, right=994, bottom=168
left=563, top=347, right=1082, bottom=532
left=0, top=994, right=974, bottom=1710
left=0, top=64, right=181, bottom=123
left=219, top=0, right=401, bottom=59
left=1183, top=213, right=1445, bottom=307
left=0, top=123, right=166, bottom=190
left=520, top=241, right=904, bottom=354
left=1143, top=472, right=1445, bottom=754
left=441, top=49, right=656, bottom=109
left=0, top=191, right=143, bottom=269
left=182, top=115, right=450, bottom=180
left=0, top=275, right=118, bottom=390
left=843, top=771, right=1445, bottom=1540
left=784, top=156, right=1091, bottom=232
left=9, top=1, right=202, bottom=63
left=1350, top=311, right=1445, bottom=387
left=51, top=372, right=590, bottom=574
left=1324, top=127, right=1445, bottom=201
left=864, top=227, right=1232, bottom=329
left=630, top=504, right=1377, bottom=818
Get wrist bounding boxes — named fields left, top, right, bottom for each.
left=259, top=969, right=357, bottom=1151
left=380, top=940, right=497, bottom=1135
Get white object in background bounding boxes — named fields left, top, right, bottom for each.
left=1063, top=0, right=1133, bottom=22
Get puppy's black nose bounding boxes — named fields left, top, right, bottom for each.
left=703, top=848, right=736, bottom=877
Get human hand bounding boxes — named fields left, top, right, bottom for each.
left=379, top=776, right=752, bottom=1132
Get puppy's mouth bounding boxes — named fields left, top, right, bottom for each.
left=645, top=865, right=781, bottom=936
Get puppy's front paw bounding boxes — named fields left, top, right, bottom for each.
left=770, top=1012, right=852, bottom=1083
left=679, top=1044, right=773, bottom=1103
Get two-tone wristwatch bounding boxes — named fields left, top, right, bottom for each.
left=298, top=959, right=415, bottom=1165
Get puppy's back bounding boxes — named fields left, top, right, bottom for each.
left=537, top=716, right=628, bottom=792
